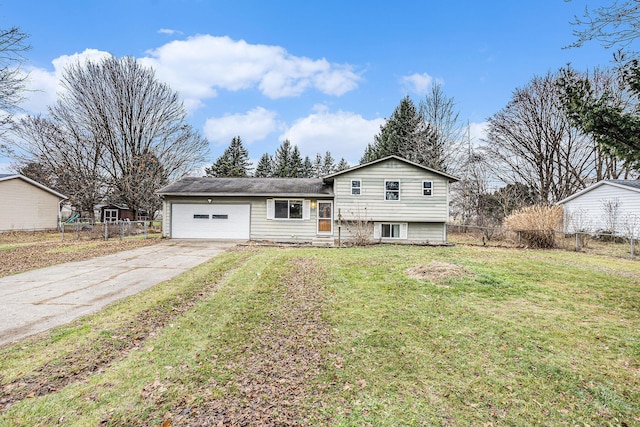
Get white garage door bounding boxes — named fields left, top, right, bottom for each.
left=171, top=204, right=250, bottom=239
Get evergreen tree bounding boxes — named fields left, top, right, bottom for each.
left=254, top=153, right=273, bottom=177
left=272, top=140, right=294, bottom=177
left=289, top=145, right=305, bottom=177
left=559, top=64, right=640, bottom=170
left=312, top=153, right=323, bottom=177
left=302, top=156, right=314, bottom=178
left=205, top=136, right=252, bottom=177
left=335, top=158, right=350, bottom=172
left=321, top=151, right=336, bottom=175
left=360, top=95, right=432, bottom=165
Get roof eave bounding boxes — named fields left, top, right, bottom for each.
left=158, top=192, right=334, bottom=198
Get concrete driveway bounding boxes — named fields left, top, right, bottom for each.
left=0, top=240, right=237, bottom=347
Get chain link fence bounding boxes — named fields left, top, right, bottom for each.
left=447, top=224, right=639, bottom=260
left=60, top=219, right=162, bottom=241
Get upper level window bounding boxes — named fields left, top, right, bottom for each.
left=385, top=180, right=400, bottom=201
left=422, top=181, right=433, bottom=196
left=274, top=199, right=303, bottom=219
left=351, top=179, right=361, bottom=195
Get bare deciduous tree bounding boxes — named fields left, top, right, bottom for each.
left=0, top=27, right=30, bottom=152
left=484, top=71, right=606, bottom=204
left=567, top=0, right=640, bottom=58
left=15, top=56, right=208, bottom=218
left=418, top=83, right=464, bottom=173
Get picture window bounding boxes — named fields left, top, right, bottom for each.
left=274, top=200, right=303, bottom=219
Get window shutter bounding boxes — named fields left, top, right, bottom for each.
left=400, top=223, right=408, bottom=239
left=373, top=223, right=381, bottom=239
left=303, top=200, right=311, bottom=220
left=266, top=199, right=274, bottom=219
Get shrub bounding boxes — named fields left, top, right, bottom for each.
left=504, top=205, right=563, bottom=249
left=341, top=208, right=374, bottom=246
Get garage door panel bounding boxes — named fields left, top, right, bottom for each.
left=172, top=204, right=250, bottom=239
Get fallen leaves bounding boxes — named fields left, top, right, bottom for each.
left=0, top=234, right=160, bottom=278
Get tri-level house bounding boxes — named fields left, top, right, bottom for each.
left=157, top=156, right=458, bottom=245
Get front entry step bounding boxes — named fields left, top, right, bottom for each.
left=312, top=236, right=334, bottom=247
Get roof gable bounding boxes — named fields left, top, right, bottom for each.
left=557, top=180, right=640, bottom=205
left=323, top=155, right=459, bottom=182
left=0, top=174, right=67, bottom=199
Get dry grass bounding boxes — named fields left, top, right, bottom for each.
left=0, top=230, right=161, bottom=277
left=504, top=205, right=564, bottom=248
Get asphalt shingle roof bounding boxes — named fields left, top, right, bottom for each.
left=157, top=177, right=334, bottom=197
left=607, top=179, right=640, bottom=190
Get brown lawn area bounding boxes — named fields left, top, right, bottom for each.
left=0, top=230, right=161, bottom=278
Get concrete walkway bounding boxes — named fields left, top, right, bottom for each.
left=0, top=240, right=236, bottom=347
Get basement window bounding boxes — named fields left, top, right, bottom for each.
left=381, top=223, right=401, bottom=238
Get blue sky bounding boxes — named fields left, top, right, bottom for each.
left=0, top=0, right=624, bottom=172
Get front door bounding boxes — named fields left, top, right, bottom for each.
left=317, top=201, right=332, bottom=234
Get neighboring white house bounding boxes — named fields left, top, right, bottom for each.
left=0, top=174, right=68, bottom=232
left=557, top=180, right=640, bottom=236
left=157, top=156, right=459, bottom=245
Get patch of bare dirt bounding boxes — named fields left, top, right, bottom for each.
left=0, top=235, right=160, bottom=278
left=407, top=261, right=471, bottom=283
left=173, top=258, right=337, bottom=426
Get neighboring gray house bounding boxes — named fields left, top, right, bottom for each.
left=557, top=180, right=640, bottom=235
left=157, top=156, right=458, bottom=244
left=0, top=174, right=67, bottom=232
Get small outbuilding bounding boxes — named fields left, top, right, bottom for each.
left=98, top=203, right=134, bottom=222
left=0, top=174, right=67, bottom=232
left=557, top=180, right=640, bottom=235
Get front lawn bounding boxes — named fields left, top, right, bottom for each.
left=0, top=245, right=638, bottom=425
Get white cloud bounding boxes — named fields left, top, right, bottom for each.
left=279, top=108, right=384, bottom=163
left=468, top=121, right=489, bottom=146
left=140, top=35, right=361, bottom=109
left=20, top=49, right=112, bottom=114
left=401, top=72, right=434, bottom=95
left=203, top=107, right=280, bottom=145
left=158, top=28, right=182, bottom=35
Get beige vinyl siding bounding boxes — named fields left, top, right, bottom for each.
left=406, top=222, right=446, bottom=242
left=333, top=158, right=450, bottom=222
left=335, top=221, right=446, bottom=243
left=0, top=179, right=61, bottom=231
left=163, top=196, right=319, bottom=241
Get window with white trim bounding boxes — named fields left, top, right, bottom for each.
left=385, top=180, right=400, bottom=200
left=374, top=222, right=408, bottom=240
left=351, top=179, right=361, bottom=195
left=382, top=223, right=401, bottom=238
left=274, top=199, right=303, bottom=219
left=422, top=181, right=433, bottom=196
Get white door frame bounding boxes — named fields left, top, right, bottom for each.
left=316, top=200, right=333, bottom=235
